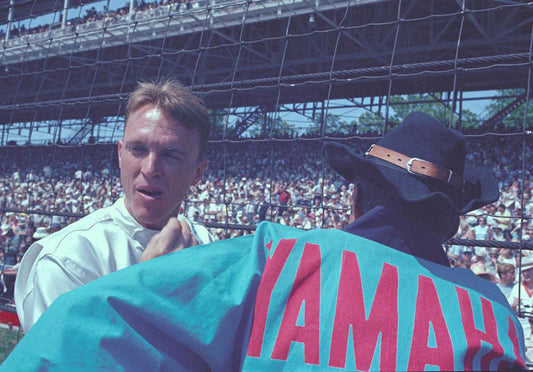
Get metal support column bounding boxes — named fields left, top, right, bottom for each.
left=62, top=0, right=69, bottom=29
left=5, top=0, right=14, bottom=43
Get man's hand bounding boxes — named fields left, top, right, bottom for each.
left=140, top=217, right=198, bottom=262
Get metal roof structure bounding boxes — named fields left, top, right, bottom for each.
left=0, top=0, right=531, bottom=142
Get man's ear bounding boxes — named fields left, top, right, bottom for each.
left=192, top=160, right=208, bottom=186
left=117, top=140, right=123, bottom=170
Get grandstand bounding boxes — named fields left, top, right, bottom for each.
left=0, top=0, right=531, bottom=142
left=0, top=0, right=532, bottom=363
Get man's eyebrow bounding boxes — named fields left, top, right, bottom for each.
left=164, top=148, right=189, bottom=156
left=124, top=140, right=145, bottom=147
left=124, top=141, right=190, bottom=156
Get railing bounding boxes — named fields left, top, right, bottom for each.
left=0, top=0, right=372, bottom=65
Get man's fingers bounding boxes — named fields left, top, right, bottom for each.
left=141, top=218, right=182, bottom=262
left=141, top=217, right=200, bottom=262
left=159, top=218, right=183, bottom=253
left=172, top=218, right=196, bottom=252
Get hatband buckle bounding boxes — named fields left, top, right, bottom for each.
left=366, top=144, right=463, bottom=189
left=406, top=158, right=430, bottom=175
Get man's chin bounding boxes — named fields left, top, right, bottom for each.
left=132, top=209, right=169, bottom=230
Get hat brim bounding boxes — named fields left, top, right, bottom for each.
left=324, top=141, right=499, bottom=214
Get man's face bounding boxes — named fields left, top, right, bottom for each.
left=500, top=269, right=515, bottom=286
left=523, top=267, right=533, bottom=284
left=118, top=104, right=207, bottom=230
left=462, top=250, right=473, bottom=261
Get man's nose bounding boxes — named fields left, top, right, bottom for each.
left=141, top=152, right=161, bottom=178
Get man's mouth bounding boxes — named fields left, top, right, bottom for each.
left=138, top=188, right=163, bottom=197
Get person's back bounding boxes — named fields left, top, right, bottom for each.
left=0, top=222, right=526, bottom=370
left=243, top=224, right=524, bottom=370
left=2, top=233, right=21, bottom=266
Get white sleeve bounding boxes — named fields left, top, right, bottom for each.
left=18, top=255, right=87, bottom=332
left=15, top=241, right=96, bottom=333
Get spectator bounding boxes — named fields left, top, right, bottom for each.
left=500, top=247, right=517, bottom=266
left=471, top=265, right=498, bottom=283
left=473, top=216, right=491, bottom=240
left=491, top=225, right=505, bottom=241
left=1, top=227, right=20, bottom=267
left=470, top=249, right=487, bottom=270
left=275, top=180, right=291, bottom=217
left=0, top=225, right=48, bottom=303
left=494, top=203, right=512, bottom=231
left=458, top=247, right=474, bottom=269
left=496, top=262, right=516, bottom=300
left=486, top=248, right=501, bottom=276
left=510, top=256, right=533, bottom=348
left=256, top=193, right=270, bottom=222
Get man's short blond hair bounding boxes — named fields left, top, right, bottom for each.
left=125, top=79, right=210, bottom=159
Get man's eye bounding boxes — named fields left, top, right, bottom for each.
left=130, top=146, right=147, bottom=154
left=164, top=152, right=183, bottom=160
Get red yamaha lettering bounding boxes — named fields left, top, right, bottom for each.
left=246, top=234, right=524, bottom=370
left=271, top=243, right=321, bottom=365
left=456, top=287, right=504, bottom=371
left=247, top=239, right=296, bottom=358
left=408, top=275, right=453, bottom=371
left=329, top=251, right=398, bottom=371
left=500, top=316, right=525, bottom=369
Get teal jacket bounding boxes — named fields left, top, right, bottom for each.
left=2, top=210, right=525, bottom=371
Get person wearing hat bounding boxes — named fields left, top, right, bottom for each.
left=323, top=111, right=500, bottom=266
left=457, top=246, right=474, bottom=268
left=486, top=247, right=501, bottom=276
left=32, top=226, right=49, bottom=241
left=471, top=264, right=498, bottom=283
left=469, top=248, right=487, bottom=271
left=2, top=112, right=526, bottom=370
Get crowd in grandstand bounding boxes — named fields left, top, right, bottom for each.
left=0, top=136, right=531, bottom=322
left=0, top=135, right=531, bottom=238
left=0, top=132, right=532, bottom=354
left=0, top=0, right=204, bottom=44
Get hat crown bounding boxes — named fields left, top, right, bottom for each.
left=323, top=111, right=499, bottom=214
left=33, top=226, right=49, bottom=239
left=520, top=255, right=533, bottom=270
left=378, top=112, right=465, bottom=176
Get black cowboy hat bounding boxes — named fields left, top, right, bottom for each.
left=323, top=111, right=499, bottom=214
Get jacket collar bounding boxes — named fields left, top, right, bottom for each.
left=342, top=206, right=449, bottom=266
left=113, top=197, right=159, bottom=247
